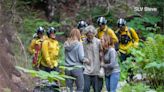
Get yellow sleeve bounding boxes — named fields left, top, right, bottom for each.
left=42, top=40, right=51, bottom=66
left=28, top=39, right=36, bottom=54
left=119, top=42, right=133, bottom=53
left=108, top=28, right=119, bottom=43
left=55, top=41, right=60, bottom=56
left=130, top=28, right=139, bottom=47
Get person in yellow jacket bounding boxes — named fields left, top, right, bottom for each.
left=28, top=27, right=47, bottom=55
left=40, top=27, right=60, bottom=72
left=77, top=20, right=88, bottom=41
left=116, top=18, right=139, bottom=62
left=96, top=17, right=118, bottom=44
left=28, top=27, right=48, bottom=68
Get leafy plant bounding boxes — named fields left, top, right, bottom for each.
left=58, top=43, right=65, bottom=65
left=119, top=60, right=129, bottom=81
left=16, top=66, right=75, bottom=83
left=127, top=14, right=161, bottom=38
left=156, top=86, right=164, bottom=92
left=119, top=83, right=152, bottom=92
left=20, top=17, right=62, bottom=48
left=127, top=34, right=164, bottom=89
left=140, top=0, right=164, bottom=18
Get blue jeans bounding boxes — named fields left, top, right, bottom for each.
left=105, top=72, right=120, bottom=92
left=83, top=74, right=103, bottom=92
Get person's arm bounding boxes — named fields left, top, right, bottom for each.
left=130, top=28, right=139, bottom=47
left=42, top=40, right=52, bottom=68
left=78, top=42, right=85, bottom=63
left=103, top=49, right=116, bottom=69
left=82, top=41, right=90, bottom=65
left=28, top=39, right=36, bottom=54
left=99, top=40, right=104, bottom=65
left=96, top=28, right=100, bottom=38
left=108, top=28, right=119, bottom=43
left=55, top=41, right=60, bottom=56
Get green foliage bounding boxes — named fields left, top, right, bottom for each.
left=127, top=14, right=161, bottom=37
left=58, top=43, right=65, bottom=66
left=128, top=34, right=164, bottom=88
left=119, top=60, right=129, bottom=81
left=23, top=17, right=61, bottom=34
left=156, top=86, right=164, bottom=92
left=16, top=66, right=75, bottom=83
left=140, top=0, right=164, bottom=17
left=119, top=83, right=152, bottom=92
left=76, top=6, right=106, bottom=22
left=21, top=17, right=62, bottom=47
left=91, top=6, right=107, bottom=18
left=76, top=5, right=116, bottom=28
left=119, top=34, right=164, bottom=90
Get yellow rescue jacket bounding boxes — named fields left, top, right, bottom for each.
left=97, top=25, right=118, bottom=44
left=28, top=35, right=48, bottom=54
left=80, top=35, right=86, bottom=42
left=41, top=38, right=59, bottom=68
left=118, top=26, right=139, bottom=54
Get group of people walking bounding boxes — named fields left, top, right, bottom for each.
left=28, top=16, right=139, bottom=92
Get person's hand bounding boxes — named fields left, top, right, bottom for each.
left=83, top=58, right=90, bottom=65
left=133, top=42, right=139, bottom=48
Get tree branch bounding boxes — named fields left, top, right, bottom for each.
left=14, top=33, right=28, bottom=68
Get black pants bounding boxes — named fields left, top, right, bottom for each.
left=120, top=52, right=131, bottom=62
left=39, top=65, right=59, bottom=73
left=83, top=74, right=103, bottom=92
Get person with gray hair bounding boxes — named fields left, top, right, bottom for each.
left=83, top=25, right=104, bottom=92
left=83, top=25, right=97, bottom=36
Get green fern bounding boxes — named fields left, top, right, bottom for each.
left=128, top=34, right=164, bottom=88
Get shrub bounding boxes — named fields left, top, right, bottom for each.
left=127, top=34, right=164, bottom=89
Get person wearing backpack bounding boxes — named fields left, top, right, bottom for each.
left=116, top=18, right=139, bottom=82
left=116, top=18, right=139, bottom=62
left=40, top=27, right=60, bottom=72
left=28, top=27, right=47, bottom=69
left=96, top=17, right=118, bottom=45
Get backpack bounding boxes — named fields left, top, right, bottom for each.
left=32, top=39, right=43, bottom=69
left=118, top=27, right=133, bottom=44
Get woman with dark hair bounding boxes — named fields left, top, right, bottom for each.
left=101, top=34, right=120, bottom=92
